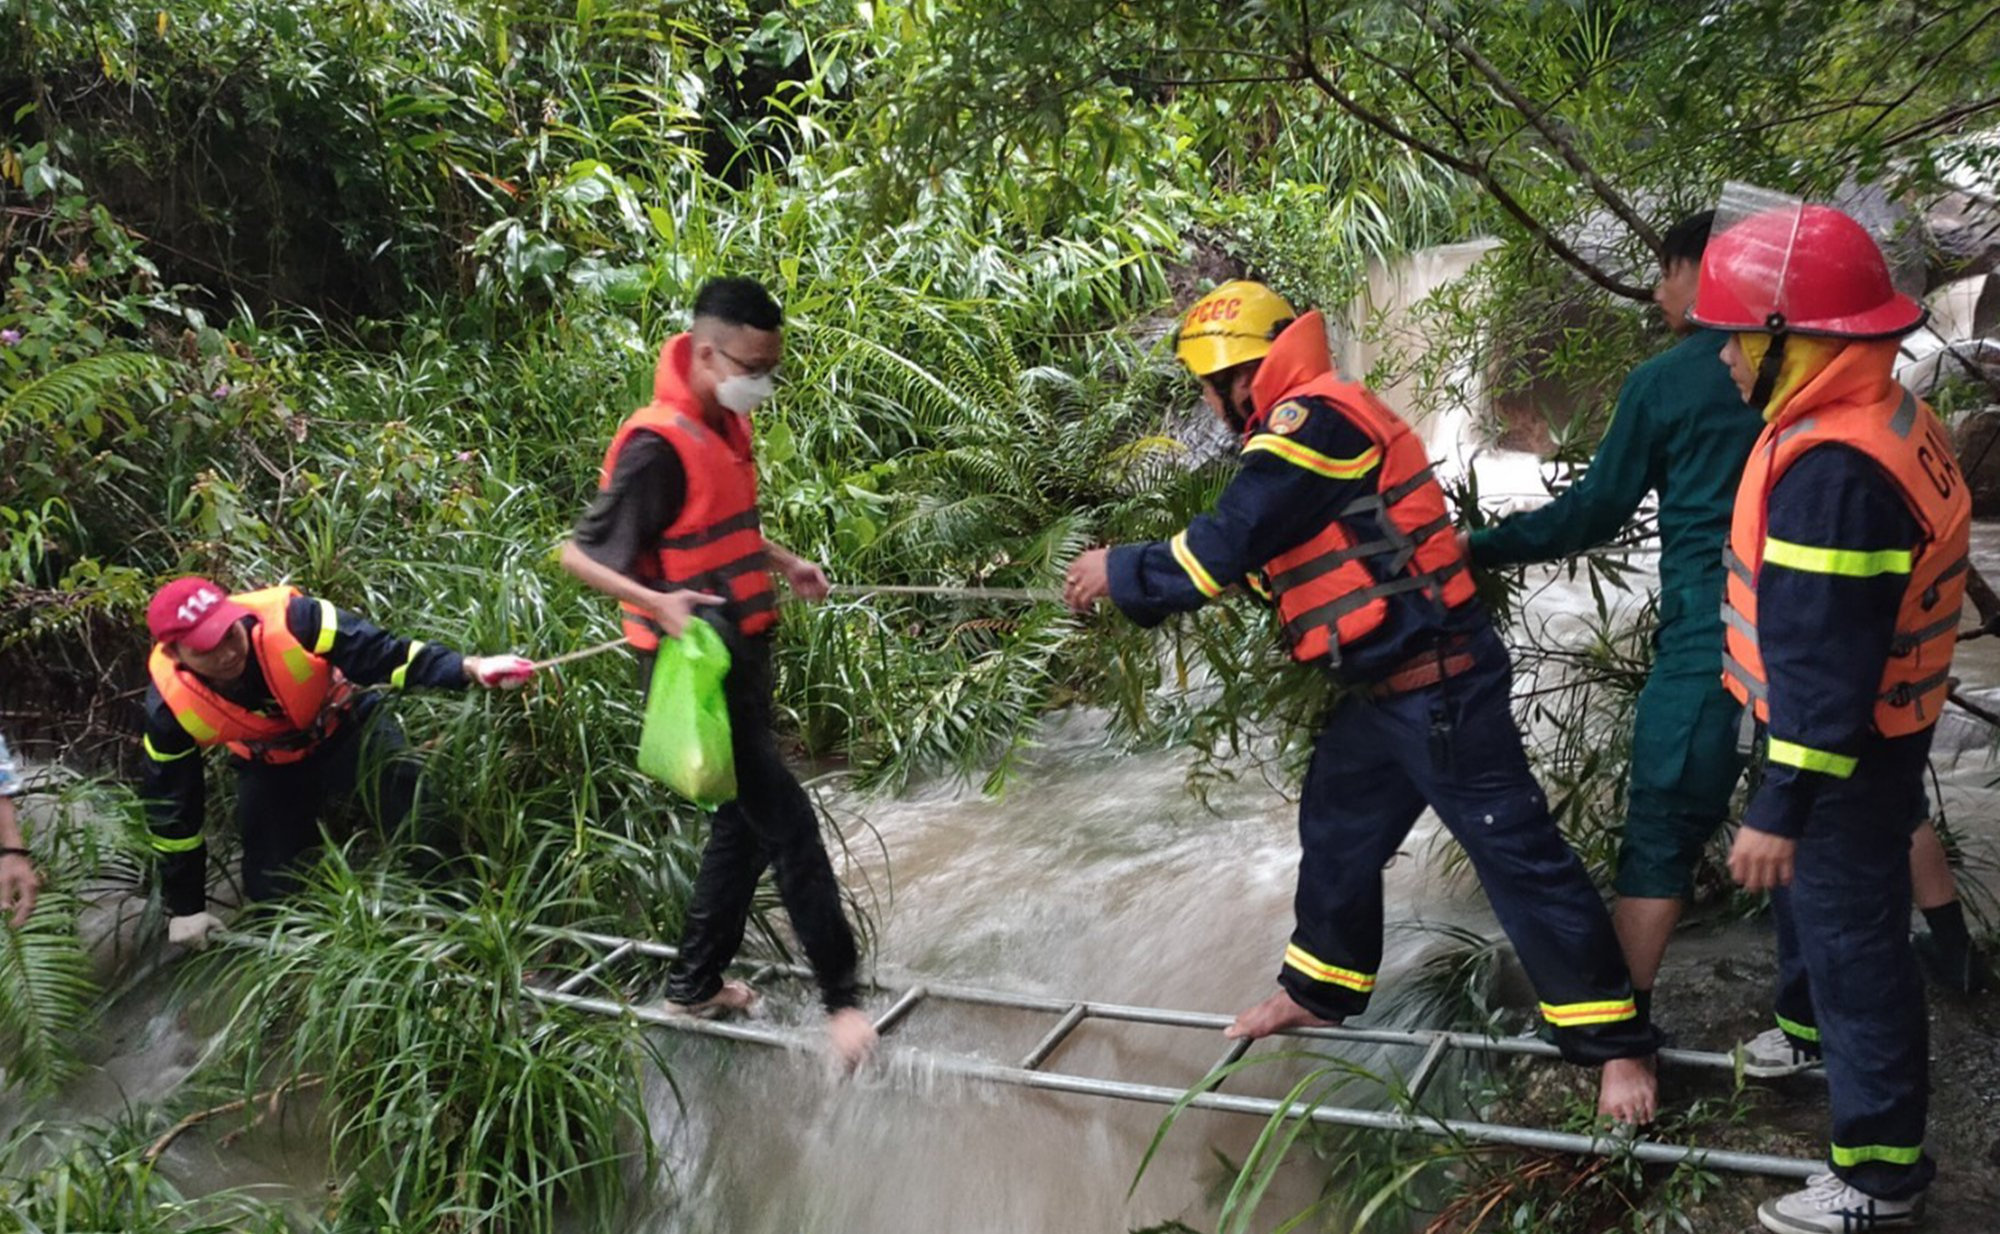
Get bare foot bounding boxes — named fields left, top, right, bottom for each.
left=1224, top=988, right=1341, bottom=1041
left=826, top=1007, right=878, bottom=1073
left=1597, top=1054, right=1658, bottom=1127
left=663, top=978, right=760, bottom=1019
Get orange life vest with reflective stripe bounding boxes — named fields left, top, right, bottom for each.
left=599, top=335, right=776, bottom=649
left=1722, top=374, right=1970, bottom=737
left=147, top=586, right=356, bottom=764
left=1237, top=313, right=1476, bottom=667
left=1256, top=376, right=1476, bottom=664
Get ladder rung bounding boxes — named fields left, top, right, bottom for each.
left=872, top=985, right=928, bottom=1034
left=1402, top=1033, right=1453, bottom=1102
left=553, top=940, right=636, bottom=995
left=1020, top=1003, right=1088, bottom=1071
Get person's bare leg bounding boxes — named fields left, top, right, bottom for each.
left=1597, top=1055, right=1659, bottom=1126
left=1225, top=988, right=1341, bottom=1040
left=1910, top=820, right=1957, bottom=911
left=1612, top=896, right=1684, bottom=996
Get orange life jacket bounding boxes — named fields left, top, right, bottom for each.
left=147, top=586, right=357, bottom=764
left=598, top=333, right=778, bottom=649
left=1722, top=342, right=1970, bottom=737
left=1245, top=313, right=1477, bottom=665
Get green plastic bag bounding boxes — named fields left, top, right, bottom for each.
left=637, top=619, right=737, bottom=809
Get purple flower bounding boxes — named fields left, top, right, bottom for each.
left=455, top=450, right=477, bottom=463
left=210, top=383, right=232, bottom=399
left=0, top=329, right=20, bottom=346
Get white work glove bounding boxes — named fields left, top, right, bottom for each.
left=167, top=911, right=224, bottom=949
left=467, top=654, right=536, bottom=689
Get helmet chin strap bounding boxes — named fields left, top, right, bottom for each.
left=1749, top=313, right=1789, bottom=411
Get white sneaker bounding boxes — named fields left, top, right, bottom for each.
left=1758, top=1171, right=1920, bottom=1232
left=1738, top=1026, right=1823, bottom=1078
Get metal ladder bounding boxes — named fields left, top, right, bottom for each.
left=519, top=923, right=1823, bottom=1180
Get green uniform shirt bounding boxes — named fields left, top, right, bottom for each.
left=1469, top=329, right=1764, bottom=664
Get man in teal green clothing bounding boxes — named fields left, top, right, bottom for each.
left=1467, top=212, right=1763, bottom=1018
left=1467, top=214, right=1986, bottom=1021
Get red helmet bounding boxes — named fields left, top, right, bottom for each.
left=1688, top=203, right=1925, bottom=338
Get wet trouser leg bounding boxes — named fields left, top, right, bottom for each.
left=1279, top=698, right=1429, bottom=1021
left=1783, top=765, right=1933, bottom=1201
left=1417, top=628, right=1653, bottom=1062
left=1768, top=774, right=1931, bottom=1055
left=235, top=703, right=434, bottom=903
left=665, top=635, right=860, bottom=1013
left=1285, top=626, right=1653, bottom=1063
left=236, top=754, right=331, bottom=904
left=1614, top=666, right=1748, bottom=902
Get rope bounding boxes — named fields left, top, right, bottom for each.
left=531, top=637, right=629, bottom=669
left=529, top=584, right=1062, bottom=668
left=828, top=583, right=1063, bottom=603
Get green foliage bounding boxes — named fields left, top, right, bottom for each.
left=0, top=1117, right=294, bottom=1234
left=0, top=890, right=94, bottom=1098
left=194, top=858, right=665, bottom=1234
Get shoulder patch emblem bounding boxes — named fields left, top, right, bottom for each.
left=1266, top=400, right=1311, bottom=436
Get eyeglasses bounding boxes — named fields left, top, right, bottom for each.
left=714, top=344, right=781, bottom=382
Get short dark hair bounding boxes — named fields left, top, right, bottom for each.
left=1660, top=211, right=1715, bottom=268
left=692, top=277, right=783, bottom=331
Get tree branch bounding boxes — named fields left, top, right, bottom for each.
left=1403, top=0, right=1661, bottom=254
left=1291, top=2, right=1650, bottom=301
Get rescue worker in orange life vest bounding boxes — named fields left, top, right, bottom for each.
left=558, top=277, right=877, bottom=1073
left=1693, top=193, right=1967, bottom=1234
left=140, top=578, right=535, bottom=949
left=1064, top=282, right=1662, bottom=1124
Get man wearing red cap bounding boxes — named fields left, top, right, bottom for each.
left=1691, top=188, right=1966, bottom=1232
left=140, top=577, right=534, bottom=946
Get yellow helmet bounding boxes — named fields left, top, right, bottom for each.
left=1174, top=280, right=1296, bottom=378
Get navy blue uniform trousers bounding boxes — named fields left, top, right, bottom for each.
left=654, top=633, right=861, bottom=1014
left=232, top=698, right=441, bottom=903
left=1766, top=742, right=1934, bottom=1201
left=1282, top=625, right=1655, bottom=1064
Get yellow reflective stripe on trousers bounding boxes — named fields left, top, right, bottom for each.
left=1242, top=435, right=1383, bottom=481
left=1774, top=1012, right=1821, bottom=1043
left=313, top=599, right=339, bottom=654
left=1767, top=737, right=1858, bottom=779
left=1283, top=944, right=1376, bottom=992
left=1831, top=1143, right=1923, bottom=1168
left=1538, top=998, right=1638, bottom=1027
left=143, top=734, right=195, bottom=763
left=149, top=831, right=203, bottom=853
left=1169, top=532, right=1223, bottom=599
left=390, top=640, right=427, bottom=690
left=1763, top=536, right=1912, bottom=578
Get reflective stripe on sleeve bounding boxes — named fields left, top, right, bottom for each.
left=1242, top=435, right=1383, bottom=480
left=390, top=640, right=427, bottom=690
left=1763, top=536, right=1912, bottom=578
left=313, top=599, right=339, bottom=654
left=1767, top=738, right=1858, bottom=779
left=1169, top=532, right=1224, bottom=599
left=1282, top=944, right=1376, bottom=992
left=143, top=734, right=196, bottom=763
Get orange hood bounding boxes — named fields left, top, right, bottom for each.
left=1248, top=311, right=1334, bottom=432
left=653, top=332, right=701, bottom=414
left=1768, top=338, right=1899, bottom=428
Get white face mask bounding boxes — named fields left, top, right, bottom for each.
left=716, top=372, right=775, bottom=414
